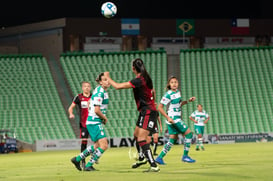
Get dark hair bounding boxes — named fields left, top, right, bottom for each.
left=96, top=72, right=104, bottom=83
left=132, top=58, right=153, bottom=89
left=166, top=76, right=178, bottom=90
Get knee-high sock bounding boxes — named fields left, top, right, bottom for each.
left=135, top=137, right=144, bottom=160
left=158, top=138, right=176, bottom=158
left=76, top=145, right=95, bottom=162
left=86, top=147, right=105, bottom=167
left=153, top=141, right=158, bottom=154
left=81, top=139, right=88, bottom=152
left=138, top=140, right=157, bottom=167
left=184, top=132, right=193, bottom=156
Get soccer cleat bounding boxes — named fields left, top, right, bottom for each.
left=196, top=147, right=200, bottom=151
left=201, top=147, right=205, bottom=151
left=71, top=157, right=82, bottom=171
left=84, top=166, right=96, bottom=171
left=182, top=155, right=196, bottom=163
left=143, top=166, right=160, bottom=172
left=155, top=157, right=166, bottom=165
left=131, top=158, right=148, bottom=168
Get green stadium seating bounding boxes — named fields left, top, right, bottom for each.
left=60, top=50, right=168, bottom=137
left=180, top=46, right=273, bottom=134
left=0, top=55, right=76, bottom=143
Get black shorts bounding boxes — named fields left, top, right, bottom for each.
left=136, top=109, right=158, bottom=133
left=80, top=126, right=90, bottom=139
left=149, top=125, right=159, bottom=136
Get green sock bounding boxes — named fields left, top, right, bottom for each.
left=184, top=132, right=193, bottom=156
left=158, top=138, right=176, bottom=158
left=76, top=145, right=95, bottom=162
left=86, top=147, right=105, bottom=167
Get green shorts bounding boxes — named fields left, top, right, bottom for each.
left=86, top=123, right=107, bottom=142
left=194, top=125, right=205, bottom=135
left=167, top=119, right=189, bottom=135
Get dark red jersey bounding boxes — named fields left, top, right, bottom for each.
left=73, top=93, right=91, bottom=128
left=129, top=76, right=156, bottom=112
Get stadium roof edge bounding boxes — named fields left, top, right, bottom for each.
left=180, top=46, right=273, bottom=53
left=60, top=49, right=166, bottom=57
left=0, top=18, right=66, bottom=37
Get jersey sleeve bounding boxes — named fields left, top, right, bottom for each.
left=72, top=95, right=80, bottom=105
left=205, top=111, right=209, bottom=118
left=129, top=78, right=142, bottom=88
left=93, top=92, right=104, bottom=106
left=160, top=92, right=171, bottom=105
left=191, top=111, right=196, bottom=118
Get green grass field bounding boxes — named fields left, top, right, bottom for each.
left=1, top=142, right=273, bottom=181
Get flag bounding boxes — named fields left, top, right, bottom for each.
left=176, top=19, right=195, bottom=35
left=121, top=19, right=140, bottom=35
left=231, top=18, right=250, bottom=35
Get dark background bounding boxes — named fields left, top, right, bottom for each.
left=0, top=0, right=273, bottom=27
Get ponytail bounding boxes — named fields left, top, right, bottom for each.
left=132, top=58, right=153, bottom=89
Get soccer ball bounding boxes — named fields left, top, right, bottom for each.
left=101, top=2, right=117, bottom=18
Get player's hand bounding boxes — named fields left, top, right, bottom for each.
left=104, top=72, right=110, bottom=77
left=103, top=118, right=108, bottom=125
left=160, top=127, right=163, bottom=133
left=189, top=97, right=196, bottom=102
left=194, top=120, right=198, bottom=124
left=69, top=114, right=75, bottom=119
left=167, top=117, right=174, bottom=124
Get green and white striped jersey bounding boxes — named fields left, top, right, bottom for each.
left=191, top=110, right=209, bottom=126
left=87, top=86, right=109, bottom=125
left=160, top=89, right=182, bottom=122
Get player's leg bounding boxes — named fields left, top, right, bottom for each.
left=152, top=129, right=159, bottom=155
left=71, top=124, right=100, bottom=171
left=181, top=125, right=195, bottom=163
left=194, top=125, right=200, bottom=151
left=137, top=128, right=159, bottom=172
left=85, top=137, right=108, bottom=171
left=199, top=126, right=205, bottom=150
left=80, top=126, right=89, bottom=168
left=84, top=123, right=107, bottom=171
left=155, top=132, right=177, bottom=165
left=133, top=127, right=146, bottom=162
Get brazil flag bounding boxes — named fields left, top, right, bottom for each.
left=176, top=19, right=195, bottom=35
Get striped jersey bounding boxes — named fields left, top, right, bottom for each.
left=87, top=86, right=109, bottom=125
left=191, top=110, right=209, bottom=126
left=160, top=89, right=182, bottom=122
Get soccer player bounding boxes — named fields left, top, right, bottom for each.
left=68, top=81, right=92, bottom=168
left=104, top=58, right=159, bottom=172
left=71, top=73, right=110, bottom=171
left=155, top=76, right=196, bottom=165
left=189, top=104, right=210, bottom=151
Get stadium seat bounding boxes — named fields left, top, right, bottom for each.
left=180, top=46, right=273, bottom=134
left=60, top=50, right=168, bottom=137
left=0, top=54, right=76, bottom=143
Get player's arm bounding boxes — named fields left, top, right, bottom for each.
left=158, top=103, right=174, bottom=124
left=189, top=115, right=198, bottom=123
left=94, top=106, right=108, bottom=124
left=104, top=72, right=132, bottom=89
left=157, top=116, right=163, bottom=133
left=204, top=116, right=210, bottom=124
left=68, top=103, right=76, bottom=119
left=181, top=97, right=196, bottom=106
